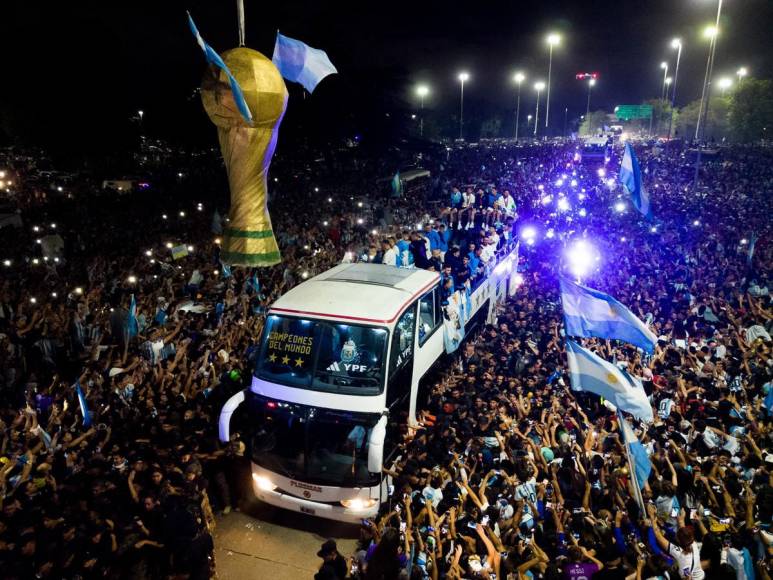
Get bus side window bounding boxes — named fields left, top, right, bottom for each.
left=390, top=307, right=415, bottom=373
left=418, top=292, right=434, bottom=345
left=433, top=287, right=443, bottom=328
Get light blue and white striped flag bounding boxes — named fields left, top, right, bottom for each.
left=74, top=381, right=93, bottom=428
left=619, top=413, right=652, bottom=489
left=566, top=339, right=653, bottom=422
left=187, top=13, right=253, bottom=124
left=747, top=233, right=757, bottom=267
left=619, top=143, right=652, bottom=220
left=272, top=33, right=337, bottom=93
left=560, top=276, right=657, bottom=354
left=125, top=294, right=138, bottom=339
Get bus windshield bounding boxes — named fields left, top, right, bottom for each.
left=248, top=394, right=380, bottom=487
left=255, top=315, right=388, bottom=395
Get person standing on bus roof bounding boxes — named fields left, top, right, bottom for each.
left=381, top=239, right=398, bottom=267
left=396, top=230, right=413, bottom=268
left=410, top=232, right=430, bottom=269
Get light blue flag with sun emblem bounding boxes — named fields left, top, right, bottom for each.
left=560, top=276, right=657, bottom=354
left=566, top=339, right=653, bottom=422
left=619, top=142, right=652, bottom=220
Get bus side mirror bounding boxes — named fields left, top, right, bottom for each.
left=368, top=415, right=388, bottom=474
left=219, top=390, right=246, bottom=443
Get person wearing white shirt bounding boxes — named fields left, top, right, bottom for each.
left=648, top=506, right=706, bottom=580
left=496, top=189, right=517, bottom=219
left=381, top=240, right=398, bottom=267
left=460, top=187, right=476, bottom=230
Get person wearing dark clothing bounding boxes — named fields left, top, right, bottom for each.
left=315, top=539, right=348, bottom=580
left=409, top=233, right=430, bottom=269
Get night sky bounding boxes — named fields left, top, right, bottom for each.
left=2, top=0, right=771, bottom=158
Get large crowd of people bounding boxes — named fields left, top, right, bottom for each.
left=0, top=137, right=770, bottom=580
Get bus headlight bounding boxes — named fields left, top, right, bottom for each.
left=252, top=474, right=277, bottom=491
left=340, top=498, right=378, bottom=511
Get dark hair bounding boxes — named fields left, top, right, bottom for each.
left=676, top=526, right=695, bottom=549
left=365, top=527, right=401, bottom=580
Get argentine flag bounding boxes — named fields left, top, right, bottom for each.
left=619, top=414, right=652, bottom=489
left=125, top=294, right=138, bottom=339
left=187, top=13, right=253, bottom=124
left=272, top=33, right=338, bottom=93
left=74, top=381, right=93, bottom=428
left=560, top=276, right=657, bottom=354
left=619, top=143, right=652, bottom=219
left=391, top=171, right=403, bottom=198
left=566, top=340, right=653, bottom=422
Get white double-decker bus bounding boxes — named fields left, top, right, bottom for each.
left=219, top=245, right=519, bottom=523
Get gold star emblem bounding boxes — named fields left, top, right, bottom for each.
left=281, top=355, right=290, bottom=365
left=268, top=353, right=277, bottom=363
left=606, top=373, right=618, bottom=384
left=295, top=357, right=304, bottom=367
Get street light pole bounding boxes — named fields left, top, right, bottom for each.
left=736, top=67, right=747, bottom=82
left=514, top=72, right=525, bottom=140
left=545, top=34, right=560, bottom=130
left=534, top=82, right=545, bottom=138
left=586, top=78, right=595, bottom=131
left=668, top=38, right=682, bottom=138
left=660, top=62, right=669, bottom=101
left=416, top=85, right=429, bottom=138
left=458, top=72, right=469, bottom=140
left=694, top=0, right=724, bottom=191
left=696, top=0, right=724, bottom=142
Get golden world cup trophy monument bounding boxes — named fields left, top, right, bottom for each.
left=201, top=48, right=287, bottom=267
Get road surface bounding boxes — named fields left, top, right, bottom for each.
left=213, top=498, right=359, bottom=579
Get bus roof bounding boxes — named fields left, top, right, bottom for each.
left=270, top=263, right=439, bottom=325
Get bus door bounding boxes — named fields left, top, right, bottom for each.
left=383, top=305, right=416, bottom=466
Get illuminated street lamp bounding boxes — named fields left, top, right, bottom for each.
left=457, top=72, right=469, bottom=140
left=718, top=76, right=733, bottom=95
left=736, top=67, right=748, bottom=81
left=544, top=33, right=561, bottom=129
left=533, top=81, right=546, bottom=137
left=416, top=84, right=430, bottom=137
left=513, top=72, right=526, bottom=140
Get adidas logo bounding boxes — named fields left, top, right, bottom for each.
left=327, top=361, right=341, bottom=371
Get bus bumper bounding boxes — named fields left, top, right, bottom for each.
left=251, top=470, right=381, bottom=524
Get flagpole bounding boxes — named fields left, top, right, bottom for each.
left=618, top=411, right=646, bottom=515
left=236, top=0, right=246, bottom=46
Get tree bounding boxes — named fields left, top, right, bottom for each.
left=675, top=97, right=730, bottom=142
left=643, top=99, right=675, bottom=137
left=727, top=78, right=773, bottom=143
left=579, top=110, right=607, bottom=136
